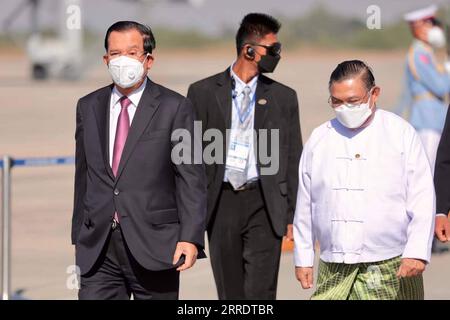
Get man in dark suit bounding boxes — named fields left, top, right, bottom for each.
left=71, top=21, right=206, bottom=300
left=187, top=13, right=302, bottom=299
left=435, top=107, right=450, bottom=244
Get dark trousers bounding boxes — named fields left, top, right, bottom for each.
left=79, top=225, right=179, bottom=300
left=208, top=182, right=282, bottom=300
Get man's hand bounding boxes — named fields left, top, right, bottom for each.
left=435, top=215, right=450, bottom=242
left=285, top=224, right=294, bottom=241
left=295, top=267, right=314, bottom=289
left=396, top=258, right=426, bottom=278
left=172, top=241, right=198, bottom=272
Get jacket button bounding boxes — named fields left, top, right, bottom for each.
left=114, top=189, right=120, bottom=196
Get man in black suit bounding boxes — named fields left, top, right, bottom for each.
left=187, top=13, right=302, bottom=299
left=71, top=21, right=206, bottom=300
left=435, top=107, right=450, bottom=244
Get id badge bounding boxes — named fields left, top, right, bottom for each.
left=226, top=130, right=251, bottom=172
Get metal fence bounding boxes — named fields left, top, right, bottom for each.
left=0, top=155, right=74, bottom=300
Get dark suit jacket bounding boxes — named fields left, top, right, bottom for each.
left=435, top=105, right=450, bottom=215
left=187, top=68, right=302, bottom=237
left=72, top=78, right=207, bottom=275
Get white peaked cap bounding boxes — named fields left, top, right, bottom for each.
left=404, top=4, right=438, bottom=22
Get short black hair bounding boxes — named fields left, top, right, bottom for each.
left=104, top=21, right=156, bottom=54
left=329, top=60, right=376, bottom=91
left=235, top=13, right=281, bottom=56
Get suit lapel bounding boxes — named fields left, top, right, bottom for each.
left=254, top=75, right=271, bottom=130
left=93, top=85, right=115, bottom=181
left=114, top=79, right=161, bottom=183
left=215, top=69, right=232, bottom=129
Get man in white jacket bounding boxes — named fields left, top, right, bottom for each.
left=294, top=60, right=435, bottom=300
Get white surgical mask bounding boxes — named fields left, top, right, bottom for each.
left=334, top=93, right=373, bottom=129
left=427, top=26, right=446, bottom=49
left=108, top=54, right=148, bottom=88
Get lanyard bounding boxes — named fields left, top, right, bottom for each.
left=232, top=89, right=255, bottom=124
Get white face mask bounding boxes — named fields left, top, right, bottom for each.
left=334, top=93, right=373, bottom=129
left=427, top=26, right=446, bottom=49
left=108, top=54, right=148, bottom=88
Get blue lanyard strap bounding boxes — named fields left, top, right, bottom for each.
left=232, top=90, right=255, bottom=124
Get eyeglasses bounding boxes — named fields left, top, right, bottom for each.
left=328, top=89, right=373, bottom=108
left=108, top=51, right=148, bottom=59
left=247, top=42, right=282, bottom=56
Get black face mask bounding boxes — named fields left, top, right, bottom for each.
left=258, top=53, right=280, bottom=73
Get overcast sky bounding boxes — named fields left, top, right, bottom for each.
left=1, top=0, right=450, bottom=36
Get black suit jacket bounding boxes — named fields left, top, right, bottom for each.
left=72, top=78, right=207, bottom=275
left=187, top=69, right=302, bottom=237
left=435, top=105, right=450, bottom=215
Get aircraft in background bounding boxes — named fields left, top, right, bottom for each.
left=2, top=0, right=204, bottom=80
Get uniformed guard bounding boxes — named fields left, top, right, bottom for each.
left=397, top=4, right=450, bottom=254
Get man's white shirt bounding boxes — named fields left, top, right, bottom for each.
left=224, top=64, right=259, bottom=182
left=109, top=78, right=147, bottom=166
left=293, top=109, right=435, bottom=267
